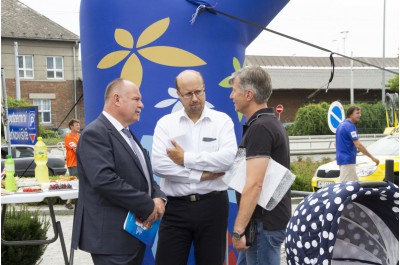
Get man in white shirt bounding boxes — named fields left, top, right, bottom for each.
left=152, top=70, right=237, bottom=265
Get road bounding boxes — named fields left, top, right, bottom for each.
left=36, top=208, right=92, bottom=265
left=34, top=198, right=302, bottom=265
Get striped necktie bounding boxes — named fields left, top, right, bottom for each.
left=121, top=128, right=151, bottom=195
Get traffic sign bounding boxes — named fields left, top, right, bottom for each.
left=276, top=104, right=283, bottom=114
left=8, top=106, right=38, bottom=145
left=327, top=101, right=345, bottom=133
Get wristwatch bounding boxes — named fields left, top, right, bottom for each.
left=232, top=231, right=245, bottom=240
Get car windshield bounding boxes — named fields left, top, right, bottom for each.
left=364, top=135, right=399, bottom=156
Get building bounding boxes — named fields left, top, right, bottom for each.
left=1, top=0, right=83, bottom=130
left=2, top=0, right=398, bottom=128
left=246, top=55, right=399, bottom=122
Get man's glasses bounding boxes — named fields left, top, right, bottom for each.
left=180, top=90, right=205, bottom=99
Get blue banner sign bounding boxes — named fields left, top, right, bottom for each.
left=8, top=106, right=38, bottom=145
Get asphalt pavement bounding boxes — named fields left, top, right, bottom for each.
left=33, top=205, right=92, bottom=265
left=14, top=198, right=303, bottom=265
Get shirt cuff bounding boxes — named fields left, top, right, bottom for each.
left=184, top=151, right=196, bottom=169
left=160, top=197, right=167, bottom=207
left=184, top=152, right=202, bottom=183
left=189, top=169, right=202, bottom=183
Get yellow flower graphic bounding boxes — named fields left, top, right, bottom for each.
left=97, top=17, right=206, bottom=88
left=219, top=57, right=245, bottom=121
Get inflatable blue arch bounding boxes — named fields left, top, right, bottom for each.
left=80, top=0, right=289, bottom=263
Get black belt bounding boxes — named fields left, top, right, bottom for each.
left=168, top=191, right=224, bottom=202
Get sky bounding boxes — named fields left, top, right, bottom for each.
left=19, top=0, right=399, bottom=58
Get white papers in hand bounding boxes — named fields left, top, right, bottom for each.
left=223, top=148, right=295, bottom=210
left=167, top=133, right=193, bottom=152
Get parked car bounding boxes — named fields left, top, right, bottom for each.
left=311, top=134, right=399, bottom=191
left=1, top=145, right=67, bottom=177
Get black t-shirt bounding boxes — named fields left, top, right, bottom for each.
left=236, top=108, right=291, bottom=231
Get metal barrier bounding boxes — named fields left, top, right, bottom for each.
left=49, top=134, right=386, bottom=157
left=289, top=134, right=386, bottom=155
left=291, top=190, right=313, bottom=197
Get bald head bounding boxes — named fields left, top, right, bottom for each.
left=104, top=78, right=126, bottom=102
left=103, top=78, right=144, bottom=127
left=175, top=70, right=204, bottom=92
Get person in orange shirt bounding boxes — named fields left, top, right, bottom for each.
left=64, top=119, right=81, bottom=209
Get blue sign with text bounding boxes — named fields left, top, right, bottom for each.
left=8, top=107, right=38, bottom=145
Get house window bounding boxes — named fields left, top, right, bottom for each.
left=18, top=55, right=34, bottom=79
left=46, top=56, right=64, bottom=79
left=33, top=99, right=52, bottom=124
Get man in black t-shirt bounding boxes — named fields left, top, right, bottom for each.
left=229, top=66, right=291, bottom=265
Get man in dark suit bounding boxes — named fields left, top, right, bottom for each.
left=72, top=78, right=166, bottom=265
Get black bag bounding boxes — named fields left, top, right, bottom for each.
left=245, top=220, right=257, bottom=246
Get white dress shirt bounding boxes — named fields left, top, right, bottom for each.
left=152, top=107, right=237, bottom=197
left=102, top=111, right=146, bottom=163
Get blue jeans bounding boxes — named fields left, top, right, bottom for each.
left=237, top=222, right=285, bottom=265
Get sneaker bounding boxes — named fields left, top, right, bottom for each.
left=65, top=203, right=74, bottom=210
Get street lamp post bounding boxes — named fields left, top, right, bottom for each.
left=332, top=39, right=339, bottom=53
left=340, top=30, right=349, bottom=55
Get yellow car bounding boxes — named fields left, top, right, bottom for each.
left=311, top=134, right=399, bottom=191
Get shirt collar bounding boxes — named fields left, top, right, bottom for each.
left=178, top=105, right=213, bottom=122
left=102, top=111, right=126, bottom=132
left=246, top=108, right=275, bottom=126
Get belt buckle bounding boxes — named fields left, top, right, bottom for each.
left=189, top=194, right=199, bottom=202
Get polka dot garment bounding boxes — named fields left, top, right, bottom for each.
left=285, top=181, right=399, bottom=265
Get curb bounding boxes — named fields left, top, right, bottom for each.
left=291, top=197, right=305, bottom=204
left=4, top=204, right=76, bottom=216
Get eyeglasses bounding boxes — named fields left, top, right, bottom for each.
left=180, top=90, right=205, bottom=99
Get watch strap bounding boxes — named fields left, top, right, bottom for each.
left=232, top=230, right=245, bottom=239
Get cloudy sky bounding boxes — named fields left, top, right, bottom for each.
left=20, top=0, right=399, bottom=58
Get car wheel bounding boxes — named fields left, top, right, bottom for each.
left=48, top=169, right=55, bottom=176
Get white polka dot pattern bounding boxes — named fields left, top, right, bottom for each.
left=285, top=181, right=399, bottom=264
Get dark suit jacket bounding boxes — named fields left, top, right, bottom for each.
left=71, top=114, right=165, bottom=254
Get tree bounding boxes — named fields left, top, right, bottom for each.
left=386, top=74, right=399, bottom=93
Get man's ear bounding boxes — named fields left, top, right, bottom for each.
left=113, top=93, right=121, bottom=106
left=245, top=90, right=253, bottom=102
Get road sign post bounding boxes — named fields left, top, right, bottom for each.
left=276, top=104, right=283, bottom=120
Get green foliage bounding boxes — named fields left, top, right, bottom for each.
left=38, top=125, right=60, bottom=139
left=1, top=206, right=50, bottom=265
left=287, top=102, right=331, bottom=136
left=287, top=102, right=386, bottom=135
left=291, top=157, right=333, bottom=191
left=353, top=102, right=386, bottom=134
left=386, top=75, right=399, bottom=93
left=6, top=97, right=32, bottom=108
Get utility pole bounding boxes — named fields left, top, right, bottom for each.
left=14, top=42, right=21, bottom=100
left=381, top=0, right=386, bottom=103
left=2, top=68, right=12, bottom=154
left=350, top=51, right=354, bottom=104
